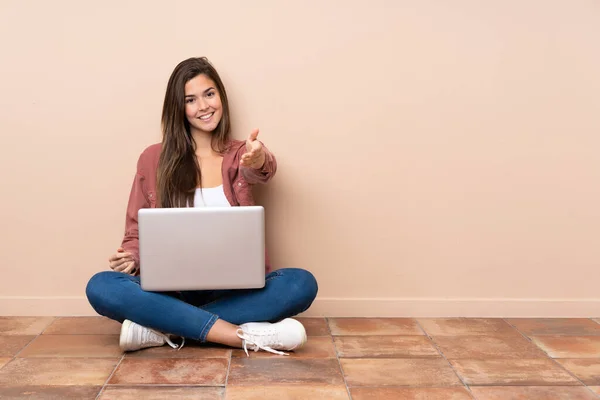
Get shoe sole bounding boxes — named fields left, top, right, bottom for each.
left=119, top=319, right=133, bottom=351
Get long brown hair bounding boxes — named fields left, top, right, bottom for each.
left=157, top=57, right=231, bottom=208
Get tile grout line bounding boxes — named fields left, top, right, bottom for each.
left=38, top=317, right=58, bottom=335
left=95, top=353, right=125, bottom=400
left=0, top=318, right=56, bottom=374
left=413, top=319, right=476, bottom=400
left=0, top=356, right=14, bottom=372
left=326, top=317, right=353, bottom=400
left=502, top=318, right=600, bottom=399
left=96, top=383, right=230, bottom=387
left=11, top=317, right=57, bottom=359
left=223, top=348, right=233, bottom=396
left=586, top=318, right=600, bottom=398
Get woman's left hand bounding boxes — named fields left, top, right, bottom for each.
left=241, top=128, right=266, bottom=169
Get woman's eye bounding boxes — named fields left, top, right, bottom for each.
left=185, top=98, right=194, bottom=103
left=206, top=91, right=215, bottom=98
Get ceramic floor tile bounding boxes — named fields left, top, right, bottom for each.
left=18, top=334, right=122, bottom=358
left=0, top=317, right=55, bottom=335
left=125, top=344, right=231, bottom=359
left=555, top=359, right=600, bottom=385
left=0, top=358, right=118, bottom=386
left=470, top=386, right=597, bottom=400
left=0, top=386, right=102, bottom=399
left=225, top=385, right=349, bottom=399
left=43, top=316, right=122, bottom=335
left=296, top=318, right=330, bottom=336
left=99, top=386, right=224, bottom=399
left=450, top=359, right=580, bottom=385
left=108, top=358, right=228, bottom=385
left=328, top=318, right=422, bottom=336
left=228, top=358, right=344, bottom=385
left=350, top=387, right=472, bottom=400
left=418, top=318, right=516, bottom=336
left=232, top=337, right=336, bottom=359
left=531, top=336, right=600, bottom=358
left=507, top=319, right=600, bottom=336
left=0, top=357, right=12, bottom=369
left=334, top=335, right=440, bottom=358
left=0, top=336, right=35, bottom=357
left=589, top=386, right=600, bottom=395
left=340, top=358, right=461, bottom=387
left=433, top=334, right=547, bottom=359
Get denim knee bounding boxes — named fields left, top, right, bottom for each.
left=85, top=271, right=125, bottom=314
left=279, top=268, right=318, bottom=311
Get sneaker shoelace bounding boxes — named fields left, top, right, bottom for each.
left=236, top=328, right=288, bottom=356
left=143, top=328, right=185, bottom=350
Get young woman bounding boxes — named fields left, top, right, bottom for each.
left=85, top=57, right=318, bottom=356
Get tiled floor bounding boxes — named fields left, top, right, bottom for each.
left=1, top=317, right=600, bottom=399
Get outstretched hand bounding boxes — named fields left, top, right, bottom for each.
left=240, top=128, right=266, bottom=169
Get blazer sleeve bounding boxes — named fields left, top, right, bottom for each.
left=120, top=154, right=150, bottom=269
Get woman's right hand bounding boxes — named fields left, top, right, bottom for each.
left=109, top=247, right=137, bottom=275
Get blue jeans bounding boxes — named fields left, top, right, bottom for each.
left=85, top=268, right=318, bottom=342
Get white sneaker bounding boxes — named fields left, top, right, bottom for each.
left=119, top=319, right=184, bottom=352
left=237, top=318, right=307, bottom=356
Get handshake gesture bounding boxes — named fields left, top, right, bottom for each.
left=240, top=128, right=266, bottom=169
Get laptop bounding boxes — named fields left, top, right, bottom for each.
left=138, top=206, right=266, bottom=291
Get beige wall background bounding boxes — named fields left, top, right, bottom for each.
left=1, top=0, right=598, bottom=317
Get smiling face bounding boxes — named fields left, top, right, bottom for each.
left=184, top=74, right=223, bottom=135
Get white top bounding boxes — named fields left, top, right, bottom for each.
left=193, top=185, right=231, bottom=207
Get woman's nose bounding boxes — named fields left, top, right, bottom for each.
left=198, top=99, right=209, bottom=111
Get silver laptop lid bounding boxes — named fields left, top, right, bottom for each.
left=138, top=206, right=265, bottom=291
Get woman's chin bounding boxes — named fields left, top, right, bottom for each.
left=191, top=122, right=220, bottom=134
